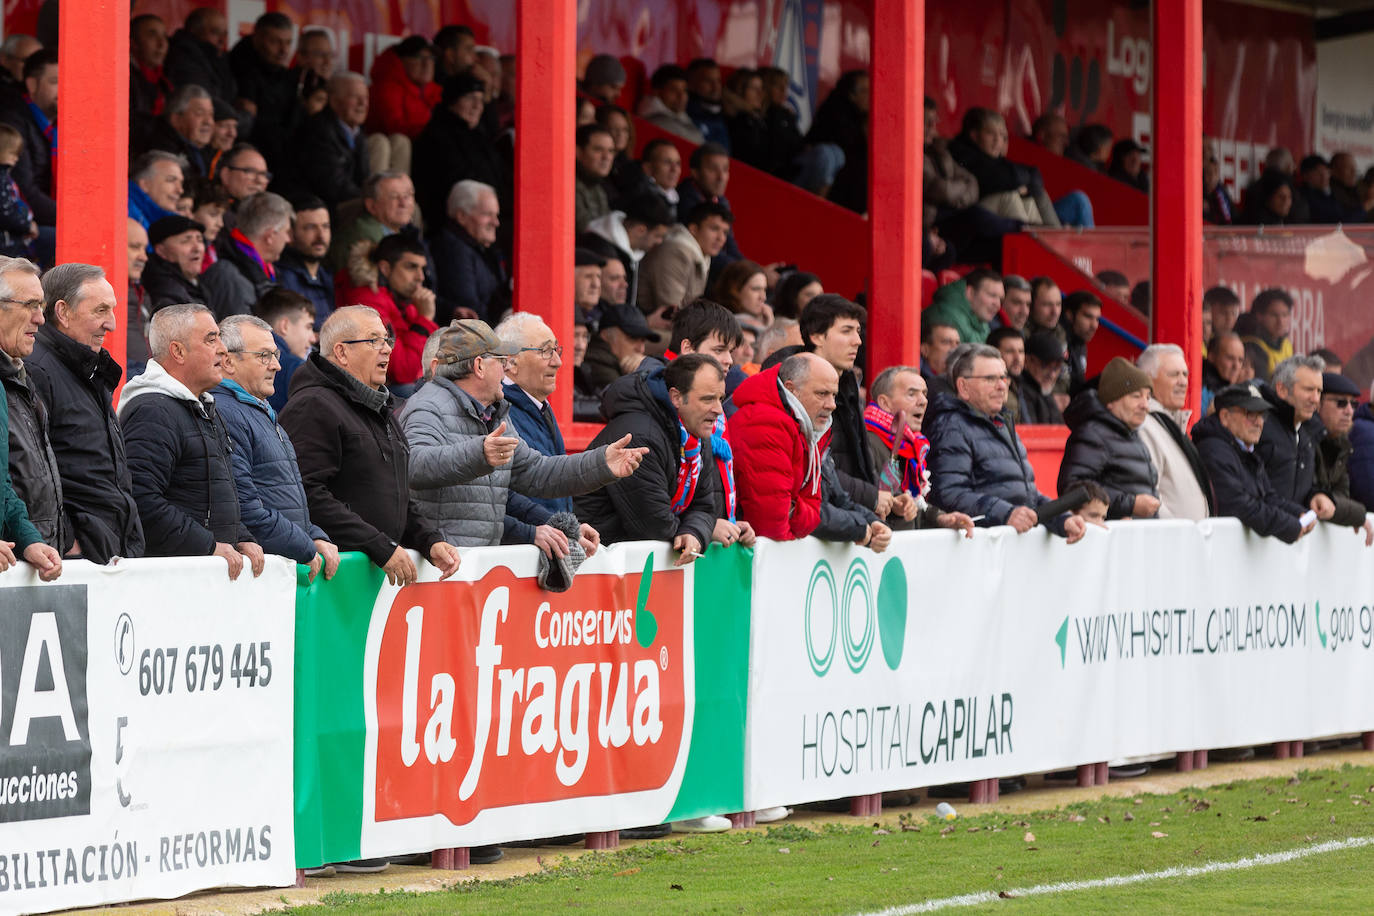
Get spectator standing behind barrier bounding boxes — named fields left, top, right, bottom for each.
left=1256, top=355, right=1338, bottom=523
left=1136, top=344, right=1214, bottom=520
left=203, top=191, right=291, bottom=319
left=402, top=319, right=640, bottom=552
left=119, top=304, right=263, bottom=579
left=279, top=306, right=460, bottom=586
left=276, top=195, right=334, bottom=329
left=636, top=201, right=731, bottom=321
left=142, top=214, right=208, bottom=310
left=335, top=233, right=438, bottom=394
left=255, top=288, right=316, bottom=412
left=927, top=344, right=1086, bottom=542
left=1238, top=289, right=1294, bottom=382
left=32, top=263, right=144, bottom=563
left=285, top=72, right=370, bottom=209
left=1058, top=357, right=1160, bottom=520
left=988, top=327, right=1027, bottom=423
left=1192, top=383, right=1314, bottom=543
left=576, top=354, right=723, bottom=562
left=212, top=314, right=338, bottom=579
left=432, top=180, right=508, bottom=323
left=1313, top=372, right=1373, bottom=543
left=138, top=84, right=214, bottom=179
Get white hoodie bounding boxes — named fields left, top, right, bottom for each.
left=117, top=359, right=212, bottom=420
left=636, top=95, right=705, bottom=144
left=583, top=211, right=647, bottom=265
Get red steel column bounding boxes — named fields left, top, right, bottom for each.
left=56, top=0, right=130, bottom=372
left=515, top=0, right=576, bottom=421
left=1151, top=0, right=1203, bottom=418
left=867, top=0, right=923, bottom=372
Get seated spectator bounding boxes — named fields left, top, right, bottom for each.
left=924, top=97, right=1021, bottom=265
left=255, top=287, right=316, bottom=412
left=755, top=317, right=801, bottom=367
left=751, top=66, right=805, bottom=180
left=1027, top=276, right=1066, bottom=342
left=1203, top=142, right=1237, bottom=225
left=575, top=350, right=726, bottom=570
left=31, top=263, right=143, bottom=562
left=685, top=58, right=730, bottom=150
left=1314, top=372, right=1372, bottom=541
left=640, top=138, right=683, bottom=219
left=433, top=179, right=507, bottom=323
left=190, top=179, right=231, bottom=267
left=1237, top=288, right=1293, bottom=381
left=574, top=247, right=604, bottom=325
left=292, top=27, right=336, bottom=110
left=142, top=214, right=208, bottom=309
left=1244, top=169, right=1295, bottom=225
left=0, top=49, right=56, bottom=229
left=1297, top=155, right=1346, bottom=224
left=583, top=301, right=658, bottom=392
left=1205, top=285, right=1241, bottom=343
left=202, top=191, right=291, bottom=319
left=574, top=123, right=615, bottom=234
left=1096, top=270, right=1130, bottom=304
left=118, top=304, right=263, bottom=577
left=949, top=108, right=1062, bottom=227
left=926, top=344, right=1085, bottom=541
left=571, top=309, right=602, bottom=422
left=129, top=150, right=186, bottom=230
left=286, top=72, right=370, bottom=209
left=165, top=7, right=237, bottom=107
left=997, top=275, right=1032, bottom=334
left=1030, top=113, right=1069, bottom=155
left=1134, top=344, right=1212, bottom=520
left=1020, top=331, right=1067, bottom=424
left=126, top=220, right=152, bottom=375
left=212, top=314, right=337, bottom=577
left=725, top=69, right=769, bottom=169
left=1256, top=354, right=1334, bottom=521
left=401, top=318, right=641, bottom=548
left=988, top=327, right=1027, bottom=422
left=229, top=12, right=301, bottom=169
left=1062, top=290, right=1101, bottom=393
left=1193, top=383, right=1313, bottom=543
left=805, top=70, right=866, bottom=208
left=863, top=365, right=975, bottom=534
left=637, top=201, right=731, bottom=319
left=1108, top=139, right=1148, bottom=192
left=1202, top=332, right=1246, bottom=414
left=676, top=143, right=745, bottom=273
left=772, top=270, right=821, bottom=320
left=711, top=259, right=772, bottom=326
left=433, top=24, right=477, bottom=83
left=335, top=232, right=438, bottom=393
left=638, top=65, right=704, bottom=144
left=1068, top=124, right=1113, bottom=171
left=214, top=144, right=272, bottom=217
left=0, top=123, right=36, bottom=258
left=276, top=195, right=334, bottom=329
left=1058, top=357, right=1160, bottom=519
left=580, top=54, right=626, bottom=103
left=367, top=35, right=440, bottom=142
left=139, top=84, right=214, bottom=178
left=919, top=319, right=961, bottom=396
left=1311, top=347, right=1343, bottom=375
left=413, top=72, right=507, bottom=232
left=0, top=35, right=38, bottom=93
left=925, top=268, right=1005, bottom=348
left=326, top=170, right=417, bottom=273
left=1330, top=152, right=1364, bottom=219
left=278, top=305, right=461, bottom=587
left=580, top=191, right=672, bottom=310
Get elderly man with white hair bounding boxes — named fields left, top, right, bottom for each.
left=432, top=179, right=507, bottom=322
left=202, top=191, right=293, bottom=319
left=1136, top=343, right=1213, bottom=520
left=287, top=71, right=370, bottom=208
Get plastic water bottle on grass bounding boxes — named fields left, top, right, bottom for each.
left=935, top=802, right=957, bottom=820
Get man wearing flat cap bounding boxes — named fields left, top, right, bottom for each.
left=1019, top=330, right=1066, bottom=424
left=1058, top=356, right=1160, bottom=519
left=582, top=301, right=661, bottom=391
left=1192, top=383, right=1316, bottom=542
left=400, top=318, right=647, bottom=548
left=1314, top=371, right=1373, bottom=542
left=142, top=214, right=208, bottom=310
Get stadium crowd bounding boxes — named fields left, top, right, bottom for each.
left=0, top=6, right=1368, bottom=867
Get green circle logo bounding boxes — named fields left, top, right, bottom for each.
left=842, top=560, right=875, bottom=673
left=804, top=561, right=837, bottom=676
left=876, top=558, right=908, bottom=670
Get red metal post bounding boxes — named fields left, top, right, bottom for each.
left=867, top=0, right=923, bottom=372
left=55, top=0, right=129, bottom=373
left=1151, top=0, right=1203, bottom=418
left=515, top=0, right=575, bottom=422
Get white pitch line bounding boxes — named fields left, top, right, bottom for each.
left=852, top=835, right=1374, bottom=915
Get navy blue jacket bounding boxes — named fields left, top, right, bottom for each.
left=276, top=247, right=334, bottom=329
left=431, top=220, right=508, bottom=323
left=1349, top=406, right=1374, bottom=510
left=211, top=381, right=326, bottom=563
left=1193, top=412, right=1304, bottom=543
left=503, top=382, right=572, bottom=515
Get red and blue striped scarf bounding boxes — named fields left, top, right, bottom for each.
left=230, top=227, right=275, bottom=280
left=863, top=402, right=929, bottom=496
left=670, top=420, right=703, bottom=516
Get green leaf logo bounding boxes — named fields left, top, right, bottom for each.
left=876, top=558, right=908, bottom=671
left=1315, top=601, right=1326, bottom=650
left=1055, top=616, right=1069, bottom=668
left=635, top=553, right=658, bottom=648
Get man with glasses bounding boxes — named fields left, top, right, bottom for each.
left=1313, top=372, right=1372, bottom=543
left=401, top=319, right=645, bottom=550
left=215, top=144, right=272, bottom=209
left=212, top=314, right=338, bottom=580
left=120, top=304, right=264, bottom=579
left=927, top=344, right=1085, bottom=542
left=279, top=305, right=461, bottom=589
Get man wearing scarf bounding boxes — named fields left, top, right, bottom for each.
left=130, top=15, right=174, bottom=140
left=202, top=191, right=291, bottom=319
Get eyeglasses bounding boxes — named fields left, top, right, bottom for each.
left=968, top=373, right=1010, bottom=384
left=518, top=345, right=564, bottom=360
left=341, top=335, right=395, bottom=350
left=0, top=297, right=44, bottom=314
left=1329, top=397, right=1358, bottom=409
left=483, top=353, right=514, bottom=368
left=224, top=164, right=273, bottom=181
left=230, top=347, right=281, bottom=365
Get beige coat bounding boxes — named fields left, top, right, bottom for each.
left=1138, top=399, right=1210, bottom=520
left=636, top=224, right=709, bottom=315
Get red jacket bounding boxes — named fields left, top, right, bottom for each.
left=367, top=50, right=442, bottom=138
left=727, top=366, right=831, bottom=540
left=333, top=273, right=437, bottom=386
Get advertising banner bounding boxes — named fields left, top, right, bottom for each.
left=293, top=544, right=750, bottom=867
left=1314, top=33, right=1374, bottom=171
left=0, top=557, right=297, bottom=916
left=745, top=520, right=1374, bottom=809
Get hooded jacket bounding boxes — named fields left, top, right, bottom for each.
left=26, top=324, right=143, bottom=562
left=0, top=349, right=67, bottom=552
left=727, top=365, right=832, bottom=540
left=400, top=376, right=616, bottom=547
left=141, top=251, right=207, bottom=311
left=211, top=380, right=327, bottom=564
left=1255, top=385, right=1324, bottom=508
left=580, top=211, right=646, bottom=306
left=1192, top=412, right=1305, bottom=543
left=1058, top=389, right=1159, bottom=519
left=636, top=95, right=705, bottom=144
left=1137, top=398, right=1213, bottom=520
left=575, top=369, right=721, bottom=549
left=118, top=360, right=252, bottom=556
left=636, top=224, right=710, bottom=316
left=277, top=353, right=441, bottom=566
left=366, top=49, right=443, bottom=139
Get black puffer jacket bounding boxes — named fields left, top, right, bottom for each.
left=165, top=28, right=237, bottom=105
left=1193, top=412, right=1305, bottom=542
left=141, top=252, right=207, bottom=311
left=815, top=452, right=877, bottom=542
left=285, top=108, right=369, bottom=209
left=575, top=368, right=720, bottom=550
left=0, top=351, right=67, bottom=552
left=119, top=361, right=252, bottom=556
left=1058, top=389, right=1159, bottom=519
left=26, top=324, right=143, bottom=562
left=1315, top=434, right=1368, bottom=527
left=1255, top=386, right=1323, bottom=508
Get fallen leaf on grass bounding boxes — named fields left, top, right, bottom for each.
left=1098, top=816, right=1110, bottom=824
left=1149, top=822, right=1161, bottom=827
left=967, top=827, right=980, bottom=833
left=940, top=825, right=956, bottom=837
left=899, top=822, right=921, bottom=833
left=998, top=891, right=1018, bottom=899
left=1248, top=816, right=1268, bottom=822
left=873, top=828, right=890, bottom=835
left=1068, top=814, right=1086, bottom=822
left=1023, top=832, right=1035, bottom=842
left=613, top=868, right=641, bottom=877
left=872, top=840, right=881, bottom=847
left=670, top=884, right=683, bottom=891
left=1151, top=831, right=1168, bottom=839
left=1123, top=812, right=1135, bottom=822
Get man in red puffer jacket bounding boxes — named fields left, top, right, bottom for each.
left=367, top=37, right=443, bottom=139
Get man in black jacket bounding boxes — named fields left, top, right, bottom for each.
left=1193, top=383, right=1315, bottom=543
left=1256, top=354, right=1336, bottom=524
left=1057, top=357, right=1160, bottom=520
left=228, top=12, right=299, bottom=169
left=165, top=7, right=237, bottom=107
left=31, top=263, right=144, bottom=562
left=1061, top=291, right=1101, bottom=395
left=142, top=215, right=208, bottom=310
left=137, top=84, right=214, bottom=178
left=576, top=354, right=723, bottom=562
left=0, top=48, right=56, bottom=228
left=412, top=72, right=508, bottom=232
left=1315, top=372, right=1373, bottom=543
left=278, top=305, right=461, bottom=587
left=286, top=73, right=369, bottom=209
left=118, top=304, right=264, bottom=579
left=202, top=191, right=291, bottom=319
left=431, top=179, right=507, bottom=322
left=1019, top=331, right=1066, bottom=424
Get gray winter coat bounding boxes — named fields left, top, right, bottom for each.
left=400, top=376, right=617, bottom=546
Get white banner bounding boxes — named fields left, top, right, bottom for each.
left=0, top=557, right=297, bottom=915
left=1315, top=33, right=1374, bottom=170
left=745, top=520, right=1374, bottom=809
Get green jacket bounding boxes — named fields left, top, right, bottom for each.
left=924, top=279, right=990, bottom=346
left=0, top=389, right=42, bottom=550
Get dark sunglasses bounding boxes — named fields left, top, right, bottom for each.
left=1328, top=397, right=1358, bottom=409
